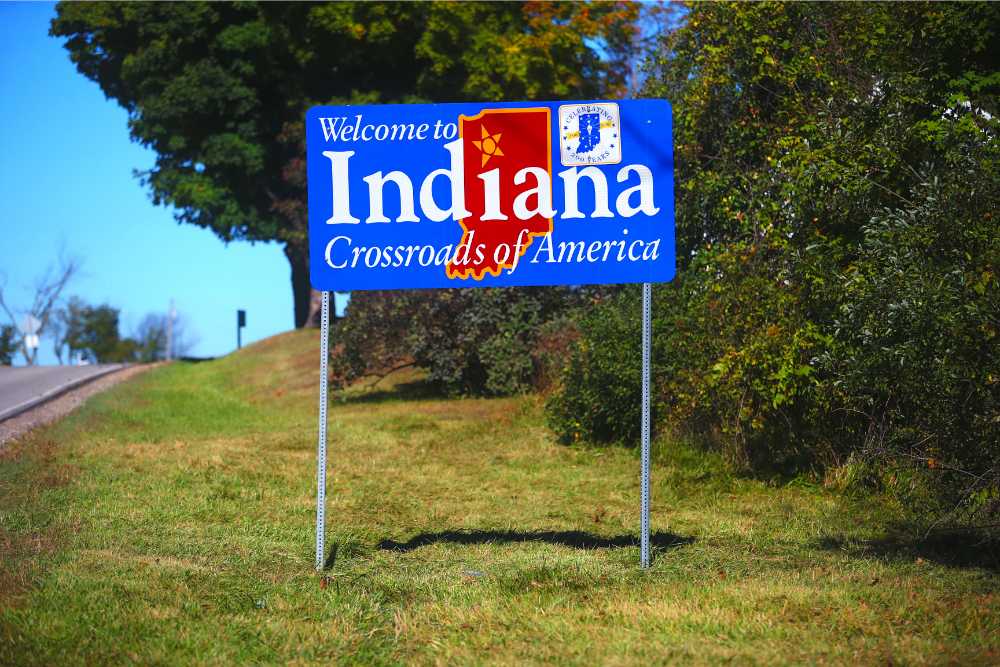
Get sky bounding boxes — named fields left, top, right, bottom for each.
left=0, top=2, right=324, bottom=365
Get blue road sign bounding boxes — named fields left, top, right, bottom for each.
left=306, top=100, right=674, bottom=291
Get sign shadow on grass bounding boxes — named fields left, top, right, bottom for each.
left=336, top=379, right=442, bottom=405
left=376, top=529, right=694, bottom=559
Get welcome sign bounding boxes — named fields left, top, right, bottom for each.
left=306, top=100, right=674, bottom=291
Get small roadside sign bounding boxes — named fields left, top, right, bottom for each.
left=21, top=314, right=40, bottom=336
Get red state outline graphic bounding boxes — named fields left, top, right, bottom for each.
left=446, top=107, right=553, bottom=281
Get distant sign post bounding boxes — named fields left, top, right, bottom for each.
left=307, top=100, right=674, bottom=570
left=21, top=315, right=41, bottom=364
left=237, top=310, right=246, bottom=350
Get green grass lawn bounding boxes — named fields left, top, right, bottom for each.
left=1, top=330, right=997, bottom=665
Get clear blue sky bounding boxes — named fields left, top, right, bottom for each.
left=0, top=2, right=322, bottom=364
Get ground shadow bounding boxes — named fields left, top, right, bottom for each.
left=336, top=379, right=443, bottom=405
left=817, top=530, right=1000, bottom=573
left=377, top=529, right=694, bottom=554
left=323, top=543, right=338, bottom=570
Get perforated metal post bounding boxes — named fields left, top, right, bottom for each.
left=315, top=291, right=330, bottom=571
left=640, top=282, right=652, bottom=568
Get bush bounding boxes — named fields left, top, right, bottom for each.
left=548, top=2, right=1000, bottom=531
left=333, top=287, right=585, bottom=396
left=820, top=143, right=1000, bottom=526
left=531, top=314, right=581, bottom=393
left=547, top=244, right=829, bottom=474
left=660, top=243, right=831, bottom=473
left=545, top=132, right=999, bottom=528
left=546, top=287, right=646, bottom=446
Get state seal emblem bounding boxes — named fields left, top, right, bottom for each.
left=558, top=102, right=621, bottom=166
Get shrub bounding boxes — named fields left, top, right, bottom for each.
left=333, top=287, right=584, bottom=396
left=545, top=132, right=999, bottom=529
left=545, top=287, right=647, bottom=446
left=547, top=244, right=829, bottom=475
left=659, top=243, right=830, bottom=473
left=820, top=143, right=1000, bottom=526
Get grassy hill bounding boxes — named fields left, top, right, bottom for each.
left=1, top=330, right=997, bottom=665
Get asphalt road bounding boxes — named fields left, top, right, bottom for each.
left=0, top=364, right=124, bottom=422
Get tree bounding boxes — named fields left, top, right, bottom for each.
left=0, top=257, right=79, bottom=365
left=132, top=311, right=198, bottom=361
left=55, top=296, right=88, bottom=363
left=639, top=1, right=999, bottom=470
left=132, top=313, right=167, bottom=362
left=62, top=300, right=120, bottom=362
left=50, top=1, right=643, bottom=328
left=60, top=298, right=137, bottom=363
left=0, top=325, right=16, bottom=366
left=645, top=1, right=999, bottom=261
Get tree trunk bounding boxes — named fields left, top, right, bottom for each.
left=285, top=242, right=323, bottom=328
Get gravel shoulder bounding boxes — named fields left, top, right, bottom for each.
left=0, top=364, right=158, bottom=448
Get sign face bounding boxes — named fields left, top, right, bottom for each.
left=21, top=314, right=40, bottom=335
left=306, top=100, right=674, bottom=291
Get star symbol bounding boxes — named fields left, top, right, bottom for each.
left=472, top=125, right=504, bottom=167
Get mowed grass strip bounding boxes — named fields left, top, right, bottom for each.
left=0, top=329, right=997, bottom=665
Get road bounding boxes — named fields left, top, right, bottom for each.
left=0, top=364, right=124, bottom=422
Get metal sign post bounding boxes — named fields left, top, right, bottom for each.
left=315, top=291, right=330, bottom=570
left=640, top=282, right=652, bottom=568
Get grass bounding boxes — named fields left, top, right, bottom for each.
left=1, top=329, right=997, bottom=665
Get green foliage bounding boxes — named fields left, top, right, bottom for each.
left=0, top=324, right=16, bottom=365
left=60, top=297, right=136, bottom=363
left=334, top=287, right=589, bottom=396
left=820, top=139, right=1000, bottom=524
left=549, top=2, right=1000, bottom=525
left=650, top=2, right=999, bottom=259
left=51, top=1, right=642, bottom=326
left=656, top=244, right=831, bottom=473
left=546, top=287, right=645, bottom=446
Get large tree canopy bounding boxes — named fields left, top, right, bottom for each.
left=51, top=1, right=642, bottom=327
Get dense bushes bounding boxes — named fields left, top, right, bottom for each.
left=546, top=2, right=1000, bottom=528
left=550, top=139, right=998, bottom=485
left=546, top=287, right=646, bottom=446
left=820, top=145, right=999, bottom=524
left=332, top=287, right=589, bottom=395
left=548, top=243, right=830, bottom=473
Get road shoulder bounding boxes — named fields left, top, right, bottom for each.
left=0, top=364, right=159, bottom=448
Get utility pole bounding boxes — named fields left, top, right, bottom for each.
left=166, top=299, right=176, bottom=361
